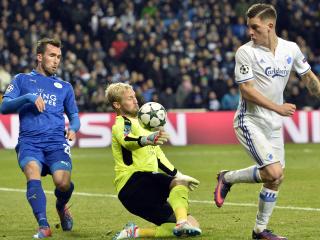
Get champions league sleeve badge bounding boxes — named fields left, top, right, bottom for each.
left=5, top=84, right=14, bottom=93
left=240, top=65, right=250, bottom=74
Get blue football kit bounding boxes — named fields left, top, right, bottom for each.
left=2, top=70, right=80, bottom=175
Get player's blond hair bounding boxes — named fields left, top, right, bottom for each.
left=105, top=83, right=133, bottom=109
left=246, top=3, right=277, bottom=21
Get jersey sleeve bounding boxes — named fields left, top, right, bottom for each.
left=234, top=47, right=254, bottom=84
left=64, top=83, right=79, bottom=117
left=112, top=117, right=144, bottom=151
left=292, top=43, right=311, bottom=76
left=155, top=146, right=177, bottom=176
left=3, top=74, right=22, bottom=99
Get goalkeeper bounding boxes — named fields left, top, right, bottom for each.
left=105, top=83, right=202, bottom=239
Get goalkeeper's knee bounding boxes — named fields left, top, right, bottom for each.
left=170, top=172, right=200, bottom=191
left=169, top=178, right=188, bottom=190
left=168, top=185, right=189, bottom=210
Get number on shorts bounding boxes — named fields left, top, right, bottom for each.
left=63, top=144, right=71, bottom=157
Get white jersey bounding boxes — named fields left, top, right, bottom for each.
left=234, top=37, right=310, bottom=130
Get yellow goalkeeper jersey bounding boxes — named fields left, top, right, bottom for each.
left=111, top=115, right=176, bottom=193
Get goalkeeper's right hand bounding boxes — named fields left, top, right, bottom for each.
left=140, top=130, right=169, bottom=146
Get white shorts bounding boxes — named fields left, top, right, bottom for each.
left=234, top=119, right=285, bottom=169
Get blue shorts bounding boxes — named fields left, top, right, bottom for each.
left=15, top=141, right=72, bottom=176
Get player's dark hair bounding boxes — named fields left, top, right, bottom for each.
left=36, top=38, right=62, bottom=55
left=246, top=3, right=277, bottom=20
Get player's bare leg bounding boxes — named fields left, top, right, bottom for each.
left=53, top=170, right=74, bottom=231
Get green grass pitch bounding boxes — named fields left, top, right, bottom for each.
left=0, top=144, right=319, bottom=239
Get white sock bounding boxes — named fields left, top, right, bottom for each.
left=224, top=165, right=262, bottom=184
left=254, top=186, right=278, bottom=233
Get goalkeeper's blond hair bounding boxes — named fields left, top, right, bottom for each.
left=105, top=83, right=133, bottom=110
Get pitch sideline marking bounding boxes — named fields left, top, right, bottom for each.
left=72, top=148, right=314, bottom=158
left=1, top=187, right=319, bottom=212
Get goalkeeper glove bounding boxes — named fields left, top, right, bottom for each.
left=175, top=171, right=200, bottom=191
left=140, top=130, right=169, bottom=146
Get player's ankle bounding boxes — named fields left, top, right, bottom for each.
left=38, top=219, right=49, bottom=228
left=176, top=219, right=187, bottom=225
left=254, top=225, right=267, bottom=234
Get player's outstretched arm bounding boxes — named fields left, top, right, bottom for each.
left=155, top=146, right=200, bottom=191
left=113, top=117, right=169, bottom=150
left=1, top=94, right=45, bottom=114
left=65, top=113, right=80, bottom=141
left=239, top=81, right=296, bottom=116
left=155, top=146, right=177, bottom=175
left=301, top=70, right=320, bottom=97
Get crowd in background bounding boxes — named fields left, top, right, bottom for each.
left=1, top=0, right=320, bottom=112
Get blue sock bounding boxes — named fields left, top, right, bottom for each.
left=55, top=182, right=74, bottom=211
left=26, top=180, right=49, bottom=227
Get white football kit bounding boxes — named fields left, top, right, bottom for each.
left=234, top=38, right=310, bottom=168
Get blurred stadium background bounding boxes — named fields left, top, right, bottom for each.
left=1, top=0, right=320, bottom=111
left=0, top=0, right=320, bottom=239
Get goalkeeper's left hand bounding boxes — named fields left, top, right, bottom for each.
left=174, top=171, right=200, bottom=191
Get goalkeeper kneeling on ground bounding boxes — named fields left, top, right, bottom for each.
left=105, top=83, right=202, bottom=239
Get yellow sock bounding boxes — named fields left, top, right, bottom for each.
left=168, top=185, right=189, bottom=222
left=174, top=207, right=188, bottom=222
left=155, top=223, right=176, bottom=237
left=138, top=227, right=156, bottom=237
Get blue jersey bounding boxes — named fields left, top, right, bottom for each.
left=4, top=70, right=78, bottom=143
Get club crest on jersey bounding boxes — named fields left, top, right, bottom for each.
left=265, top=67, right=289, bottom=78
left=285, top=55, right=292, bottom=64
left=54, top=82, right=63, bottom=89
left=5, top=84, right=14, bottom=93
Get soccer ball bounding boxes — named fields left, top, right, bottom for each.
left=138, top=102, right=167, bottom=130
